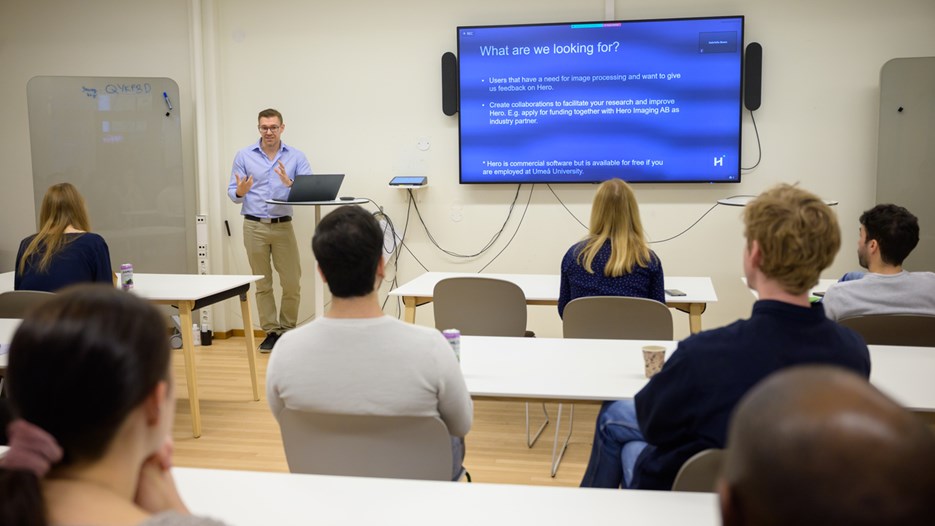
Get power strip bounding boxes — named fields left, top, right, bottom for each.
left=196, top=214, right=211, bottom=333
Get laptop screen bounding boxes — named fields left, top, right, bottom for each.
left=287, top=174, right=344, bottom=202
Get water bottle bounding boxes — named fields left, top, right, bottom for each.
left=120, top=263, right=134, bottom=291
left=443, top=329, right=461, bottom=362
left=192, top=323, right=201, bottom=346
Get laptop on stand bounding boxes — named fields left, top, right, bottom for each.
left=271, top=174, right=345, bottom=203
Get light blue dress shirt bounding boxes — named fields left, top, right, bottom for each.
left=228, top=140, right=312, bottom=218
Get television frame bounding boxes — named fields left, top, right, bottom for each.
left=456, top=15, right=745, bottom=184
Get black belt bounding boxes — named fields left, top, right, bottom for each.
left=244, top=215, right=292, bottom=224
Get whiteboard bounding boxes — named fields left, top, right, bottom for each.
left=877, top=58, right=935, bottom=272
left=26, top=76, right=194, bottom=273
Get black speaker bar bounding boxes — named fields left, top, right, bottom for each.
left=744, top=42, right=762, bottom=111
left=442, top=52, right=458, bottom=116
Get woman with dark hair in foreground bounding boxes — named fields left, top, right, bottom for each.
left=0, top=285, right=225, bottom=526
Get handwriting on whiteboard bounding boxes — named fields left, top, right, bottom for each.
left=81, top=83, right=152, bottom=99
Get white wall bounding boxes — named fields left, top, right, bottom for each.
left=3, top=0, right=934, bottom=336
left=0, top=0, right=196, bottom=268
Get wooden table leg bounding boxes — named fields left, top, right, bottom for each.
left=688, top=303, right=704, bottom=334
left=178, top=301, right=202, bottom=438
left=240, top=291, right=260, bottom=401
left=403, top=296, right=416, bottom=324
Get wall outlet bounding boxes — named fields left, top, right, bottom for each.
left=196, top=215, right=208, bottom=254
left=195, top=214, right=211, bottom=331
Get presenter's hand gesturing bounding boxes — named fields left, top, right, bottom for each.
left=234, top=173, right=254, bottom=198
left=275, top=160, right=292, bottom=187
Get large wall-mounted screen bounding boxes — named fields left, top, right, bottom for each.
left=457, top=16, right=744, bottom=184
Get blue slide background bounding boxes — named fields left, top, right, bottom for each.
left=458, top=17, right=743, bottom=184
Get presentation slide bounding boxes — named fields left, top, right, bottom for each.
left=457, top=17, right=744, bottom=184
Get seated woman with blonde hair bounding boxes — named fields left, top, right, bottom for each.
left=0, top=286, right=225, bottom=526
left=15, top=182, right=113, bottom=292
left=558, top=178, right=664, bottom=318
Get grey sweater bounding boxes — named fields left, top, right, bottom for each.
left=266, top=316, right=473, bottom=437
left=822, top=271, right=935, bottom=321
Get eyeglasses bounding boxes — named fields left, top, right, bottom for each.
left=258, top=125, right=281, bottom=133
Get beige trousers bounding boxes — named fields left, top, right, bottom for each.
left=243, top=219, right=301, bottom=332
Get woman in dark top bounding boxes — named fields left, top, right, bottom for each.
left=14, top=182, right=113, bottom=291
left=558, top=178, right=664, bottom=318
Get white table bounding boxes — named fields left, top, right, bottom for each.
left=265, top=198, right=369, bottom=319
left=461, top=335, right=935, bottom=413
left=869, top=344, right=935, bottom=412
left=0, top=318, right=21, bottom=375
left=0, top=273, right=263, bottom=438
left=460, top=334, right=935, bottom=475
left=811, top=278, right=838, bottom=294
left=743, top=277, right=837, bottom=299
left=0, top=454, right=717, bottom=524
left=0, top=271, right=13, bottom=292
left=174, top=467, right=720, bottom=526
left=389, top=272, right=717, bottom=333
left=461, top=335, right=672, bottom=402
left=459, top=335, right=670, bottom=476
left=130, top=273, right=263, bottom=438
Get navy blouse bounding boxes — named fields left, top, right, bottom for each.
left=15, top=233, right=113, bottom=292
left=558, top=240, right=665, bottom=318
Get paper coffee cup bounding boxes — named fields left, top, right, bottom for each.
left=642, top=345, right=667, bottom=378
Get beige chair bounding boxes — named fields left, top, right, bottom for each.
left=838, top=314, right=935, bottom=346
left=563, top=296, right=674, bottom=340
left=278, top=410, right=457, bottom=481
left=671, top=448, right=725, bottom=492
left=0, top=290, right=56, bottom=318
left=433, top=277, right=550, bottom=450
left=554, top=296, right=674, bottom=476
left=433, top=277, right=527, bottom=337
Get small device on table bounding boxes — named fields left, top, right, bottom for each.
left=665, top=288, right=686, bottom=297
left=389, top=176, right=427, bottom=187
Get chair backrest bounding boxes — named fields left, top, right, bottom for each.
left=563, top=296, right=674, bottom=340
left=0, top=290, right=56, bottom=318
left=278, top=410, right=453, bottom=481
left=838, top=314, right=935, bottom=346
left=671, top=448, right=725, bottom=492
left=433, top=277, right=527, bottom=337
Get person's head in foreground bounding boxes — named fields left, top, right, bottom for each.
left=0, top=285, right=187, bottom=526
left=312, top=205, right=384, bottom=299
left=857, top=204, right=919, bottom=271
left=579, top=177, right=652, bottom=276
left=719, top=365, right=935, bottom=526
left=743, top=184, right=840, bottom=296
